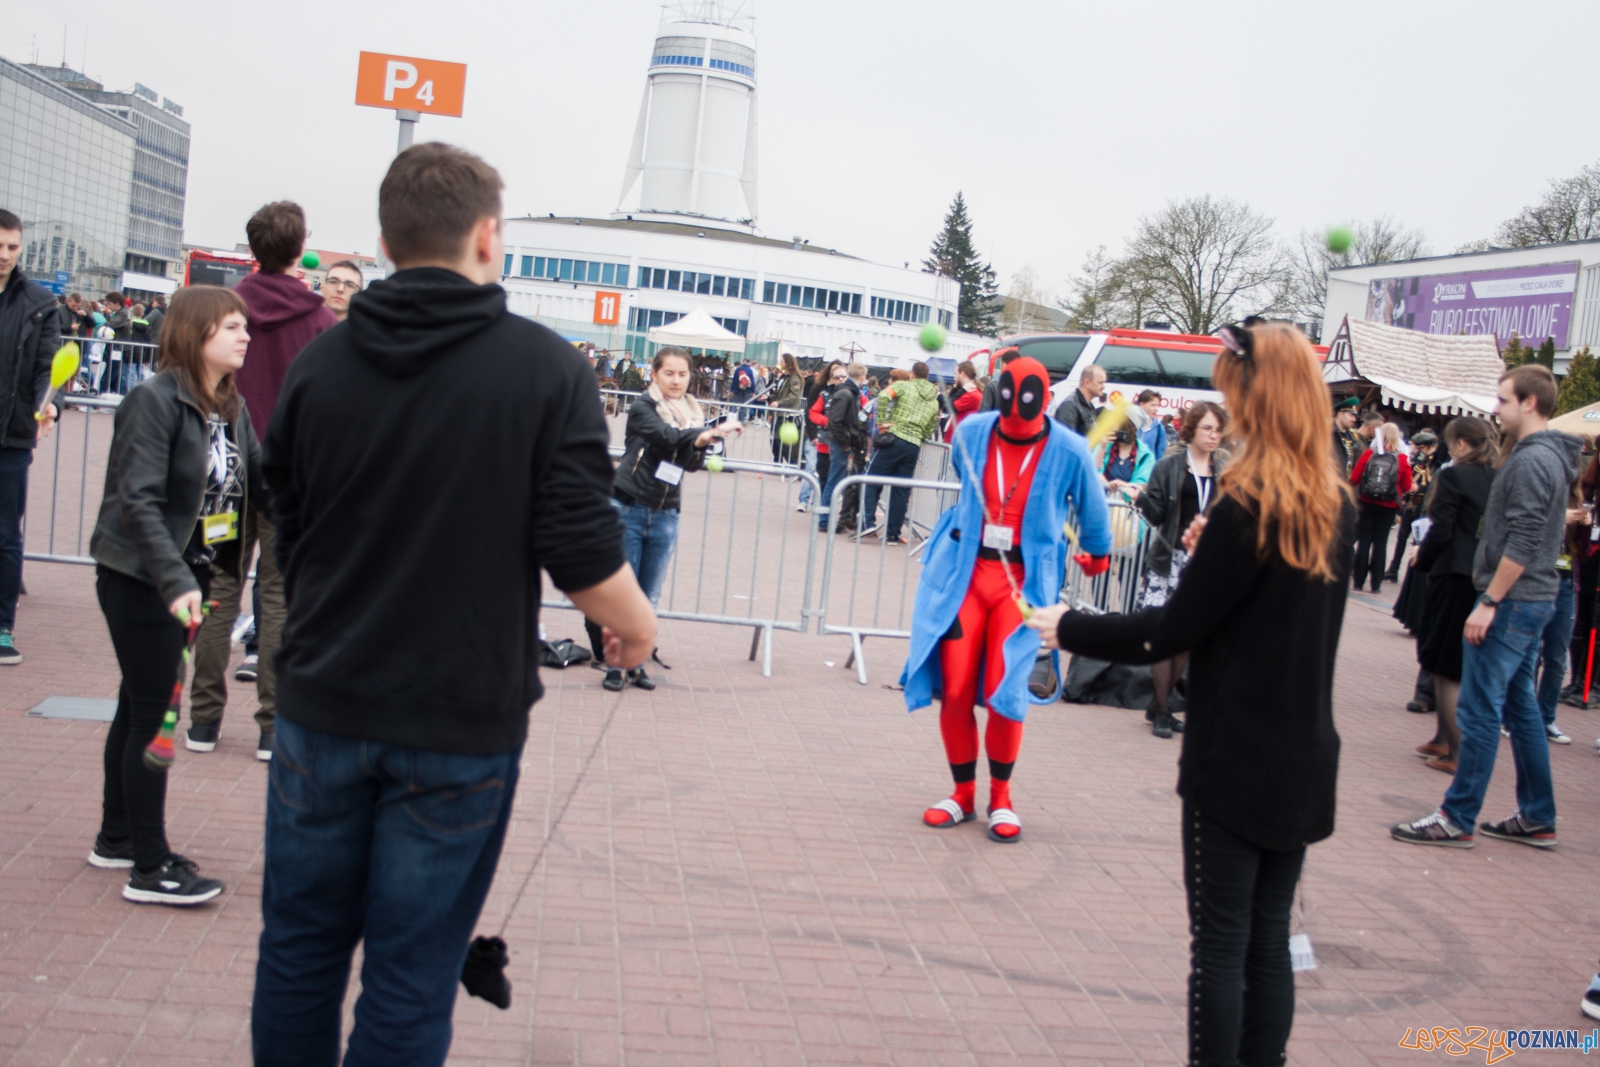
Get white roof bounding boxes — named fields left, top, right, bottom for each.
left=1324, top=317, right=1504, bottom=416
left=647, top=306, right=746, bottom=353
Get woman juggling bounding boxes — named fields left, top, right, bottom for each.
left=1028, top=322, right=1354, bottom=1067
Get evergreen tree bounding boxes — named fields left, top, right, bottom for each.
left=1534, top=336, right=1557, bottom=369
left=1557, top=346, right=1600, bottom=415
left=1501, top=332, right=1528, bottom=369
left=924, top=193, right=1000, bottom=336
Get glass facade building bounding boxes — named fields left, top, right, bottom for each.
left=71, top=84, right=190, bottom=273
left=0, top=57, right=136, bottom=298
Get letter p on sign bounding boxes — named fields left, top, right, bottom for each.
left=355, top=51, right=467, bottom=117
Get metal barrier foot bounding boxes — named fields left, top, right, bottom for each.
left=849, top=632, right=868, bottom=685
left=747, top=624, right=774, bottom=678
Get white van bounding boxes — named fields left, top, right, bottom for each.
left=985, top=329, right=1227, bottom=419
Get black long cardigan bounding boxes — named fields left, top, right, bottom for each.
left=1055, top=494, right=1355, bottom=851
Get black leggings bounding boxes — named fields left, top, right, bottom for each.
left=1351, top=502, right=1396, bottom=592
left=97, top=565, right=208, bottom=872
left=1183, top=804, right=1306, bottom=1067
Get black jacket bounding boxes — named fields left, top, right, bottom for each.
left=1054, top=387, right=1098, bottom=438
left=979, top=376, right=1002, bottom=412
left=1135, top=448, right=1229, bottom=575
left=89, top=372, right=266, bottom=604
left=826, top=378, right=866, bottom=453
left=612, top=393, right=708, bottom=511
left=0, top=270, right=63, bottom=449
left=264, top=267, right=624, bottom=756
left=1055, top=494, right=1353, bottom=850
left=1416, top=462, right=1496, bottom=578
left=801, top=379, right=825, bottom=441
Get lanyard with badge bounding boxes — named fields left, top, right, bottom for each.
left=1189, top=463, right=1213, bottom=516
left=201, top=419, right=239, bottom=546
left=981, top=444, right=1038, bottom=552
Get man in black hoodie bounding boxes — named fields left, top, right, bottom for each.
left=252, top=144, right=657, bottom=1064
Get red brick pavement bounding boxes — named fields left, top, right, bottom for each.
left=3, top=551, right=1599, bottom=1065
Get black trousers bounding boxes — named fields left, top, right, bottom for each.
left=1183, top=804, right=1306, bottom=1067
left=1351, top=502, right=1396, bottom=592
left=1387, top=507, right=1418, bottom=577
left=97, top=564, right=208, bottom=872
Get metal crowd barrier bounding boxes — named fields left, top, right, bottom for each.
left=600, top=389, right=808, bottom=467
left=22, top=394, right=122, bottom=566
left=74, top=339, right=159, bottom=397
left=1061, top=500, right=1153, bottom=616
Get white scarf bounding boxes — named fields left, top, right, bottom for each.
left=647, top=382, right=706, bottom=430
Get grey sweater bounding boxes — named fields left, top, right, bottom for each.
left=1472, top=429, right=1582, bottom=601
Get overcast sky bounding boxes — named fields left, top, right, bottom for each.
left=12, top=0, right=1600, bottom=305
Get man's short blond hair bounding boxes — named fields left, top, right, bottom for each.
left=847, top=363, right=867, bottom=381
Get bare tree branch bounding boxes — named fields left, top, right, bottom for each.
left=1496, top=162, right=1600, bottom=247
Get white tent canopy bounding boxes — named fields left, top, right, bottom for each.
left=1549, top=400, right=1600, bottom=437
left=1322, top=316, right=1503, bottom=416
left=647, top=306, right=746, bottom=353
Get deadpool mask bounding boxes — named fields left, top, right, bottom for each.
left=996, top=356, right=1050, bottom=440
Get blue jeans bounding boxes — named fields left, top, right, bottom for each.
left=616, top=499, right=679, bottom=606
left=861, top=435, right=921, bottom=540
left=252, top=716, right=521, bottom=1067
left=0, top=447, right=28, bottom=630
left=819, top=447, right=856, bottom=530
left=798, top=439, right=818, bottom=505
left=1537, top=571, right=1576, bottom=726
left=1441, top=598, right=1557, bottom=831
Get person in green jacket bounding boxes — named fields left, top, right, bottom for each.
left=862, top=361, right=942, bottom=543
left=1098, top=414, right=1155, bottom=497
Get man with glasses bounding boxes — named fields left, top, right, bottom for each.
left=321, top=260, right=365, bottom=322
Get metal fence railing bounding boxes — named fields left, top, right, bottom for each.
left=72, top=339, right=160, bottom=396
left=23, top=394, right=122, bottom=566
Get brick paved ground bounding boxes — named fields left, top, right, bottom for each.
left=3, top=467, right=1599, bottom=1063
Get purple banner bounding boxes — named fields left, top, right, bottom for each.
left=1363, top=261, right=1580, bottom=348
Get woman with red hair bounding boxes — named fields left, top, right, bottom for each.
left=1030, top=322, right=1354, bottom=1067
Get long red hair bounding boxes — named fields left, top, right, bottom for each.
left=1212, top=323, right=1349, bottom=581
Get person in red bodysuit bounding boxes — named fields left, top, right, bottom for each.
left=923, top=355, right=1110, bottom=841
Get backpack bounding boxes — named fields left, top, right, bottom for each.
left=1359, top=451, right=1400, bottom=502
left=736, top=365, right=754, bottom=390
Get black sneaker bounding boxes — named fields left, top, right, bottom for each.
left=602, top=668, right=625, bottom=692
left=1405, top=700, right=1434, bottom=714
left=234, top=654, right=258, bottom=682
left=1478, top=810, right=1557, bottom=849
left=1151, top=713, right=1175, bottom=739
left=1391, top=810, right=1474, bottom=848
left=629, top=667, right=656, bottom=691
left=88, top=834, right=135, bottom=869
left=0, top=627, right=19, bottom=665
left=186, top=721, right=219, bottom=753
left=256, top=730, right=274, bottom=762
left=122, top=855, right=224, bottom=906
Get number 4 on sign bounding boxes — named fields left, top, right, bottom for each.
left=416, top=80, right=434, bottom=106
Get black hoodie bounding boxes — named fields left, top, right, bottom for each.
left=264, top=267, right=625, bottom=754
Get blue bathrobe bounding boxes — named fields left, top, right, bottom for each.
left=899, top=411, right=1112, bottom=722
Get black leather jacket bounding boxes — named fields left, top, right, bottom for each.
left=611, top=393, right=707, bottom=511
left=90, top=372, right=267, bottom=604
left=0, top=271, right=63, bottom=449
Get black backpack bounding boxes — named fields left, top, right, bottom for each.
left=1359, top=451, right=1401, bottom=502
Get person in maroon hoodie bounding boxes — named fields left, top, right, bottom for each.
left=188, top=202, right=336, bottom=762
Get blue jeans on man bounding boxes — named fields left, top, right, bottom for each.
left=251, top=716, right=521, bottom=1067
left=1537, top=570, right=1576, bottom=727
left=861, top=435, right=921, bottom=540
left=0, top=447, right=29, bottom=631
left=615, top=499, right=679, bottom=606
left=1441, top=598, right=1558, bottom=832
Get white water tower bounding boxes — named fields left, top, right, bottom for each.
left=614, top=2, right=759, bottom=229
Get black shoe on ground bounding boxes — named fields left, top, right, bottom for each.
left=1478, top=810, right=1557, bottom=849
left=256, top=730, right=274, bottom=762
left=234, top=654, right=259, bottom=682
left=1151, top=713, right=1175, bottom=739
left=122, top=855, right=224, bottom=906
left=1382, top=570, right=1400, bottom=583
left=629, top=667, right=656, bottom=691
left=603, top=668, right=625, bottom=692
left=186, top=721, right=219, bottom=753
left=1405, top=700, right=1434, bottom=714
left=88, top=834, right=135, bottom=869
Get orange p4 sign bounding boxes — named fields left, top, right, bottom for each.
left=355, top=52, right=467, bottom=117
left=593, top=292, right=622, bottom=326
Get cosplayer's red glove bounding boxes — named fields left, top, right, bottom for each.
left=1074, top=553, right=1111, bottom=577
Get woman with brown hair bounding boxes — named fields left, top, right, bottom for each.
left=768, top=352, right=805, bottom=464
left=85, top=285, right=268, bottom=905
left=1029, top=322, right=1354, bottom=1067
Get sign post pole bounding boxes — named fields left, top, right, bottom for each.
left=395, top=109, right=420, bottom=153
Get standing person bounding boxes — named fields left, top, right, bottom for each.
left=1385, top=430, right=1438, bottom=582
left=1331, top=397, right=1361, bottom=474
left=1349, top=423, right=1412, bottom=592
left=1135, top=389, right=1167, bottom=457
left=188, top=201, right=336, bottom=761
left=1030, top=322, right=1353, bottom=1067
left=103, top=292, right=132, bottom=393
left=145, top=294, right=166, bottom=344
left=252, top=143, right=657, bottom=1065
left=87, top=286, right=263, bottom=903
left=1535, top=485, right=1585, bottom=745
left=768, top=352, right=805, bottom=464
left=1410, top=417, right=1497, bottom=774
left=978, top=347, right=1019, bottom=411
left=1133, top=401, right=1228, bottom=739
left=862, top=361, right=941, bottom=544
left=1565, top=451, right=1600, bottom=707
left=584, top=346, right=742, bottom=691
left=1054, top=363, right=1106, bottom=437
left=819, top=363, right=869, bottom=534
left=731, top=357, right=756, bottom=405
left=0, top=209, right=63, bottom=666
left=1393, top=364, right=1580, bottom=849
left=319, top=260, right=364, bottom=322
left=1097, top=414, right=1154, bottom=497
left=797, top=363, right=839, bottom=512
left=946, top=360, right=982, bottom=441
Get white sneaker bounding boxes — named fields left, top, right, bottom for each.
left=1547, top=723, right=1572, bottom=744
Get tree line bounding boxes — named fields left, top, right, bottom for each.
left=923, top=159, right=1600, bottom=342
